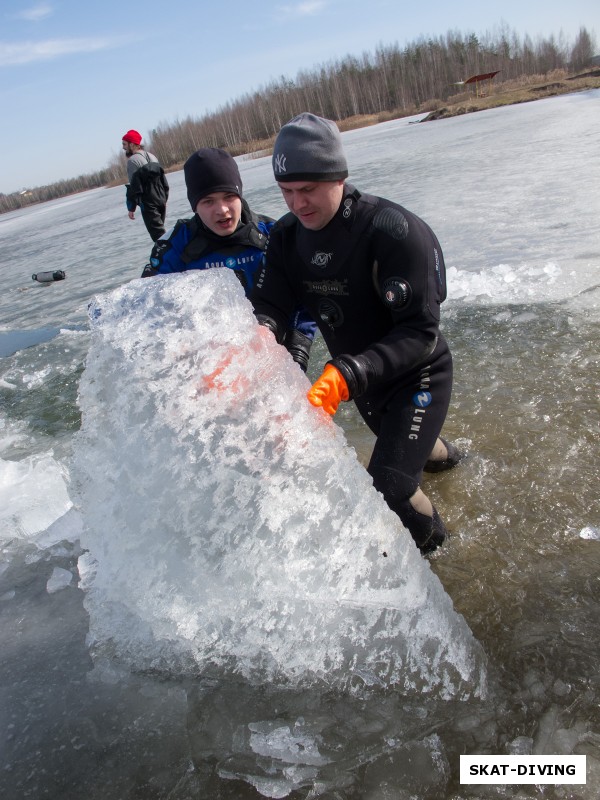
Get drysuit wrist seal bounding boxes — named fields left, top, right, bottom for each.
left=284, top=330, right=313, bottom=372
left=328, top=354, right=371, bottom=399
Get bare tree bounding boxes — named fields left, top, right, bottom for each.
left=3, top=25, right=597, bottom=214
left=570, top=27, right=595, bottom=70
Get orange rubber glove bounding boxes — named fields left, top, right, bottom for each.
left=307, top=364, right=349, bottom=416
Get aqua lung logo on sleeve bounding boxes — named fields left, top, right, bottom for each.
left=409, top=368, right=432, bottom=440
left=434, top=247, right=443, bottom=287
left=413, top=391, right=432, bottom=408
left=225, top=257, right=237, bottom=268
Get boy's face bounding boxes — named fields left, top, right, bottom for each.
left=278, top=180, right=344, bottom=231
left=195, top=192, right=242, bottom=236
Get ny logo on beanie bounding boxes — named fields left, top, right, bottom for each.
left=274, top=153, right=287, bottom=174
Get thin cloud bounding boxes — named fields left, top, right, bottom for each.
left=14, top=3, right=53, bottom=22
left=0, top=36, right=127, bottom=66
left=279, top=1, right=327, bottom=17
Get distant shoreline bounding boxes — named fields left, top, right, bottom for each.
left=161, top=69, right=600, bottom=176
left=4, top=70, right=599, bottom=207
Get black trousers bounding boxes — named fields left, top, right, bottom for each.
left=141, top=203, right=167, bottom=242
left=355, top=338, right=453, bottom=511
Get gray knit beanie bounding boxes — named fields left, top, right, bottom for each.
left=272, top=113, right=348, bottom=183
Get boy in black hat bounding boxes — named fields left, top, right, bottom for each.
left=252, top=114, right=463, bottom=554
left=141, top=147, right=315, bottom=370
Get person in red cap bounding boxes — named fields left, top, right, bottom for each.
left=122, top=129, right=169, bottom=241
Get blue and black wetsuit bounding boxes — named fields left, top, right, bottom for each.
left=141, top=199, right=316, bottom=369
left=252, top=184, right=454, bottom=547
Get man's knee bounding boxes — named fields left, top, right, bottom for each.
left=369, top=464, right=446, bottom=554
left=369, top=463, right=418, bottom=510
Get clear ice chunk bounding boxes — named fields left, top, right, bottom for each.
left=73, top=271, right=486, bottom=697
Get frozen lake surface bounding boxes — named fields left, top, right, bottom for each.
left=1, top=90, right=599, bottom=799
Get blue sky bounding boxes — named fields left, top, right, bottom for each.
left=1, top=0, right=598, bottom=194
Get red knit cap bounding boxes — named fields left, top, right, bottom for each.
left=122, top=129, right=142, bottom=145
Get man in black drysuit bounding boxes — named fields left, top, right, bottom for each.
left=251, top=113, right=462, bottom=554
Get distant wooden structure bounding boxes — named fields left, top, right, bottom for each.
left=453, top=70, right=500, bottom=97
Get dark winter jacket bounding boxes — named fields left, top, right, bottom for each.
left=125, top=151, right=169, bottom=212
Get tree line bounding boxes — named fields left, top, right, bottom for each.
left=1, top=25, right=596, bottom=214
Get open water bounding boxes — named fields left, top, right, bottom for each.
left=0, top=90, right=599, bottom=799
